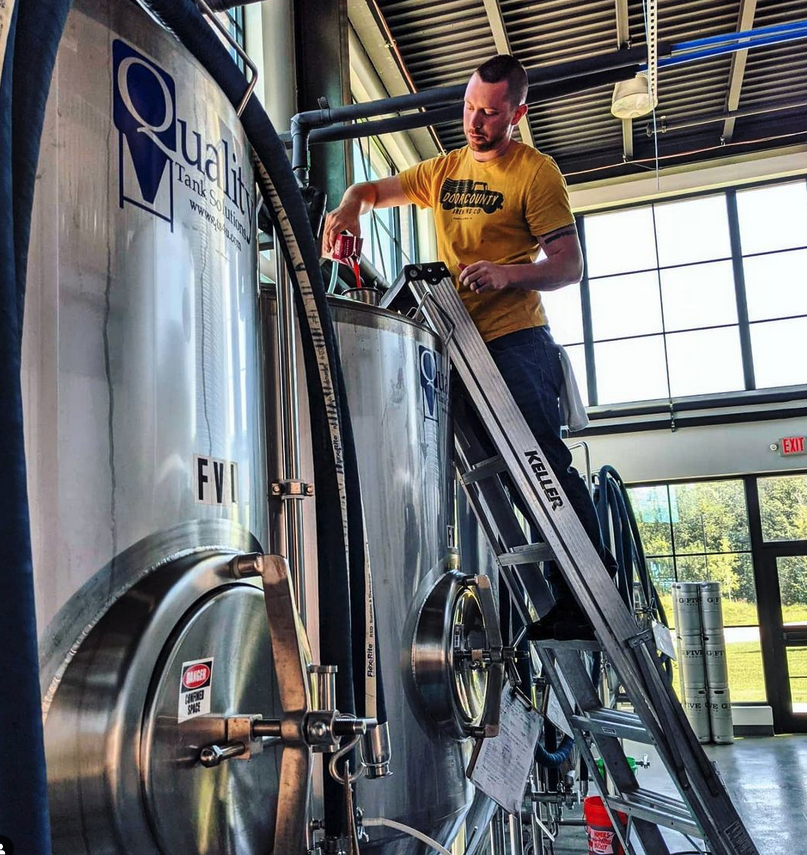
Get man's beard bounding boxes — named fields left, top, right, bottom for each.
left=465, top=129, right=503, bottom=151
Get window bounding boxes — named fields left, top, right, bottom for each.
left=542, top=179, right=807, bottom=408
left=737, top=182, right=807, bottom=390
left=351, top=138, right=413, bottom=282
left=629, top=479, right=765, bottom=702
left=218, top=6, right=245, bottom=68
left=758, top=473, right=807, bottom=544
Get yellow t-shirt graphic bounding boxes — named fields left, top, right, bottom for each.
left=400, top=143, right=574, bottom=342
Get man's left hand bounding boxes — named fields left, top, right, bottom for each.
left=458, top=261, right=511, bottom=293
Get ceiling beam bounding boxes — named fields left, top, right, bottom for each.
left=481, top=0, right=535, bottom=147
left=347, top=0, right=441, bottom=159
left=614, top=0, right=633, bottom=159
left=721, top=0, right=758, bottom=143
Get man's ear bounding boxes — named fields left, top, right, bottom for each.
left=512, top=103, right=528, bottom=125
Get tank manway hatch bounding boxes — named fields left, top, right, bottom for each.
left=44, top=549, right=375, bottom=854
left=411, top=570, right=505, bottom=741
left=44, top=552, right=284, bottom=854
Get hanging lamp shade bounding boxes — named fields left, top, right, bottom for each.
left=611, top=72, right=657, bottom=119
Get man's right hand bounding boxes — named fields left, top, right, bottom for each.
left=321, top=176, right=409, bottom=256
left=322, top=202, right=362, bottom=256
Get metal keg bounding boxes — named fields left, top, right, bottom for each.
left=682, top=687, right=711, bottom=743
left=677, top=634, right=707, bottom=691
left=703, top=633, right=730, bottom=688
left=672, top=582, right=703, bottom=636
left=708, top=687, right=734, bottom=744
left=700, top=582, right=725, bottom=634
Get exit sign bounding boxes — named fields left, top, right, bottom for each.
left=779, top=436, right=806, bottom=456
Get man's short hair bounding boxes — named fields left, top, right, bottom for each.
left=474, top=55, right=528, bottom=107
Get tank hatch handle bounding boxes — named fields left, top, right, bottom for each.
left=223, top=553, right=376, bottom=854
left=465, top=574, right=505, bottom=740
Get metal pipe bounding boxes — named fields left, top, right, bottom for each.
left=273, top=239, right=307, bottom=625
left=195, top=0, right=258, bottom=116
left=490, top=808, right=508, bottom=855
left=644, top=98, right=807, bottom=135
left=297, top=43, right=661, bottom=128
left=308, top=66, right=642, bottom=145
left=311, top=664, right=338, bottom=709
left=508, top=812, right=525, bottom=854
left=290, top=44, right=663, bottom=179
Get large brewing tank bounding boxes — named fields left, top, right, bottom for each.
left=328, top=298, right=475, bottom=852
left=25, top=1, right=280, bottom=852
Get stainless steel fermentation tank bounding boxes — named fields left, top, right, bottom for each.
left=24, top=0, right=479, bottom=852
left=328, top=299, right=475, bottom=851
left=27, top=0, right=275, bottom=851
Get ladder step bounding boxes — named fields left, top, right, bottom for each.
left=606, top=790, right=702, bottom=838
left=497, top=543, right=555, bottom=566
left=572, top=708, right=653, bottom=743
left=460, top=455, right=507, bottom=484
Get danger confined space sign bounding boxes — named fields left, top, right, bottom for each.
left=178, top=658, right=214, bottom=723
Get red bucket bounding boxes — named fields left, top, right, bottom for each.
left=583, top=796, right=627, bottom=855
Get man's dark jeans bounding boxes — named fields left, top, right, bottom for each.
left=487, top=325, right=609, bottom=603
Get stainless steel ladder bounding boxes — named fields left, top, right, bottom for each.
left=393, top=263, right=759, bottom=855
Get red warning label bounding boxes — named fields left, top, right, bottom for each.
left=179, top=658, right=213, bottom=723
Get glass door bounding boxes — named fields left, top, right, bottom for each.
left=751, top=474, right=807, bottom=732
left=772, top=551, right=807, bottom=730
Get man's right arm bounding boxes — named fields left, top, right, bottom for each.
left=322, top=175, right=410, bottom=255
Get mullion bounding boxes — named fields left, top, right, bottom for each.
left=576, top=215, right=598, bottom=407
left=726, top=189, right=756, bottom=390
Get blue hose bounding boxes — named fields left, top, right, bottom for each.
left=659, top=28, right=807, bottom=69
left=534, top=733, right=575, bottom=768
left=672, top=19, right=807, bottom=52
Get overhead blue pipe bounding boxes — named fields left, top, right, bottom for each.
left=658, top=28, right=807, bottom=69
left=672, top=19, right=807, bottom=53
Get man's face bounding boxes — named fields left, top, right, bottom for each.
left=463, top=73, right=526, bottom=155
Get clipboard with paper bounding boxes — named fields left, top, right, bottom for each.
left=467, top=687, right=543, bottom=816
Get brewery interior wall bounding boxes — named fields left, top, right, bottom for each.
left=240, top=2, right=807, bottom=734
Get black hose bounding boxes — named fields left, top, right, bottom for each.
left=0, top=0, right=74, bottom=850
left=595, top=466, right=673, bottom=680
left=139, top=0, right=387, bottom=834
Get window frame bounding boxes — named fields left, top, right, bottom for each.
left=564, top=176, right=807, bottom=416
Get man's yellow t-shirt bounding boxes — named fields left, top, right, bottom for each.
left=399, top=143, right=574, bottom=342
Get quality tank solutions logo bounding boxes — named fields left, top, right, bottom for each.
left=112, top=39, right=254, bottom=249
left=418, top=345, right=448, bottom=422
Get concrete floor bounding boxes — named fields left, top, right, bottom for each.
left=550, top=734, right=807, bottom=855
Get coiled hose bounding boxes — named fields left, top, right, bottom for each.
left=595, top=465, right=672, bottom=678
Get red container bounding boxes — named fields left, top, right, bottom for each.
left=583, top=796, right=627, bottom=855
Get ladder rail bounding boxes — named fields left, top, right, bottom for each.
left=396, top=266, right=761, bottom=855
left=537, top=648, right=672, bottom=855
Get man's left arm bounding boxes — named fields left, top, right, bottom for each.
left=458, top=223, right=583, bottom=294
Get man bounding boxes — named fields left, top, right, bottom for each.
left=323, top=55, right=606, bottom=637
